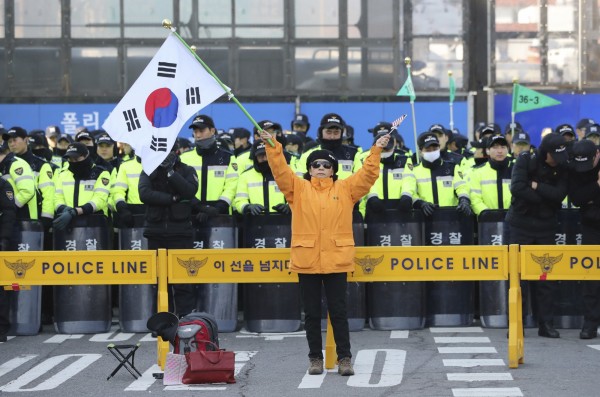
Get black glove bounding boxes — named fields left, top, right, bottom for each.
left=415, top=200, right=436, bottom=217
left=366, top=197, right=386, bottom=213
left=55, top=205, right=72, bottom=216
left=116, top=201, right=134, bottom=228
left=196, top=212, right=210, bottom=224
left=457, top=197, right=473, bottom=217
left=159, top=152, right=178, bottom=171
left=272, top=203, right=291, bottom=215
left=39, top=216, right=53, bottom=232
left=198, top=205, right=220, bottom=216
left=245, top=204, right=265, bottom=216
left=53, top=207, right=77, bottom=230
left=398, top=195, right=413, bottom=212
left=0, top=238, right=10, bottom=251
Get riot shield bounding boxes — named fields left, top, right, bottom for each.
left=553, top=209, right=584, bottom=329
left=8, top=220, right=44, bottom=335
left=242, top=213, right=300, bottom=333
left=321, top=211, right=366, bottom=331
left=193, top=215, right=238, bottom=332
left=118, top=215, right=155, bottom=333
left=425, top=208, right=475, bottom=327
left=366, top=209, right=426, bottom=330
left=52, top=215, right=112, bottom=334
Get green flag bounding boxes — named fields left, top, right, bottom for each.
left=512, top=83, right=561, bottom=113
left=397, top=68, right=416, bottom=102
left=449, top=75, right=456, bottom=103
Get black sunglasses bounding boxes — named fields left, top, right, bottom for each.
left=310, top=160, right=332, bottom=169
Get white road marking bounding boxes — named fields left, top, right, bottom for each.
left=390, top=330, right=409, bottom=338
left=443, top=359, right=505, bottom=367
left=434, top=337, right=491, bottom=344
left=447, top=373, right=513, bottom=382
left=124, top=364, right=161, bottom=391
left=430, top=327, right=483, bottom=333
left=43, top=334, right=84, bottom=344
left=438, top=347, right=497, bottom=354
left=589, top=345, right=600, bottom=351
left=237, top=329, right=305, bottom=341
left=452, top=387, right=523, bottom=396
left=0, top=336, right=15, bottom=343
left=347, top=349, right=406, bottom=387
left=0, top=355, right=37, bottom=378
left=90, top=329, right=135, bottom=342
left=139, top=333, right=156, bottom=342
left=0, top=354, right=101, bottom=391
left=298, top=369, right=330, bottom=389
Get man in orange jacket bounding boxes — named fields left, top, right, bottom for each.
left=261, top=129, right=389, bottom=376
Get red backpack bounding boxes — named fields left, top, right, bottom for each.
left=174, top=312, right=219, bottom=354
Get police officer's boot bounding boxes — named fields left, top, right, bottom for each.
left=538, top=322, right=560, bottom=338
left=580, top=325, right=598, bottom=340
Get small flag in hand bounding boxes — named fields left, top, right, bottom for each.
left=391, top=114, right=408, bottom=131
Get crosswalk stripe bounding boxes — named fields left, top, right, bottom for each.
left=434, top=337, right=491, bottom=344
left=452, top=387, right=523, bottom=396
left=438, top=347, right=497, bottom=354
left=0, top=355, right=37, bottom=379
left=443, top=359, right=505, bottom=367
left=430, top=327, right=483, bottom=333
left=447, top=372, right=513, bottom=382
left=390, top=330, right=409, bottom=339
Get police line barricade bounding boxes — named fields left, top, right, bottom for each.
left=192, top=214, right=238, bottom=332
left=554, top=209, right=584, bottom=329
left=242, top=213, right=301, bottom=333
left=365, top=209, right=426, bottom=330
left=166, top=245, right=509, bottom=370
left=118, top=215, right=155, bottom=333
left=321, top=211, right=366, bottom=331
left=509, top=244, right=600, bottom=368
left=8, top=220, right=44, bottom=335
left=425, top=208, right=475, bottom=327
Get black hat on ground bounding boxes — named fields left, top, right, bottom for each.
left=418, top=132, right=440, bottom=149
left=540, top=133, right=569, bottom=165
left=572, top=139, right=598, bottom=172
left=306, top=149, right=338, bottom=174
left=3, top=126, right=28, bottom=141
left=188, top=115, right=215, bottom=129
left=63, top=142, right=89, bottom=159
left=146, top=312, right=179, bottom=345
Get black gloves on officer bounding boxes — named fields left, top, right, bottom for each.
left=457, top=197, right=473, bottom=217
left=245, top=204, right=265, bottom=216
left=272, top=203, right=291, bottom=215
left=195, top=204, right=221, bottom=224
left=53, top=207, right=77, bottom=230
left=116, top=201, right=134, bottom=228
left=414, top=200, right=436, bottom=217
left=366, top=197, right=386, bottom=213
left=398, top=195, right=413, bottom=212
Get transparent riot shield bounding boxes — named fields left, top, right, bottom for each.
left=193, top=215, right=238, bottom=332
left=118, top=215, right=155, bottom=333
left=242, top=213, right=301, bottom=333
left=366, top=209, right=426, bottom=330
left=553, top=209, right=584, bottom=329
left=425, top=208, right=475, bottom=327
left=52, top=215, right=112, bottom=334
left=321, top=211, right=366, bottom=331
left=8, top=220, right=44, bottom=335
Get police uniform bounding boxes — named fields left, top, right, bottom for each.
left=181, top=118, right=238, bottom=214
left=568, top=140, right=600, bottom=339
left=0, top=177, right=16, bottom=341
left=0, top=151, right=37, bottom=220
left=468, top=136, right=514, bottom=215
left=507, top=133, right=569, bottom=338
left=111, top=153, right=144, bottom=227
left=54, top=143, right=111, bottom=219
left=296, top=113, right=359, bottom=180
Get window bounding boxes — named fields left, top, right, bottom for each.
left=124, top=0, right=174, bottom=38
left=413, top=0, right=463, bottom=36
left=295, top=0, right=339, bottom=38
left=12, top=48, right=62, bottom=95
left=71, top=47, right=120, bottom=95
left=295, top=47, right=340, bottom=90
left=71, top=0, right=120, bottom=38
left=14, top=0, right=61, bottom=38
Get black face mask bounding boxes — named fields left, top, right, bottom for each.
left=69, top=156, right=93, bottom=178
left=54, top=148, right=67, bottom=157
left=255, top=160, right=271, bottom=175
left=489, top=157, right=509, bottom=170
left=32, top=148, right=51, bottom=160
left=475, top=157, right=488, bottom=166
left=320, top=138, right=342, bottom=151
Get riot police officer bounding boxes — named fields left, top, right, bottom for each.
left=111, top=143, right=144, bottom=228
left=53, top=143, right=111, bottom=230
left=180, top=115, right=238, bottom=222
left=290, top=113, right=317, bottom=151
left=0, top=177, right=16, bottom=342
left=139, top=144, right=199, bottom=317
left=568, top=139, right=600, bottom=339
left=507, top=133, right=569, bottom=338
left=296, top=113, right=359, bottom=180
left=6, top=127, right=56, bottom=230
left=0, top=130, right=37, bottom=221
left=399, top=132, right=471, bottom=217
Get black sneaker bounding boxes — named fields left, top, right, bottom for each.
left=580, top=328, right=598, bottom=340
left=538, top=323, right=560, bottom=338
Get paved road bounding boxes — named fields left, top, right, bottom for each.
left=0, top=323, right=599, bottom=396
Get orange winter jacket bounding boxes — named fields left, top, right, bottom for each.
left=265, top=140, right=382, bottom=274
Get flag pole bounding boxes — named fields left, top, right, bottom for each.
left=448, top=70, right=454, bottom=131
left=405, top=57, right=420, bottom=163
left=162, top=19, right=274, bottom=147
left=511, top=78, right=518, bottom=136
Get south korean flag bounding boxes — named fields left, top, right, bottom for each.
left=102, top=33, right=227, bottom=174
